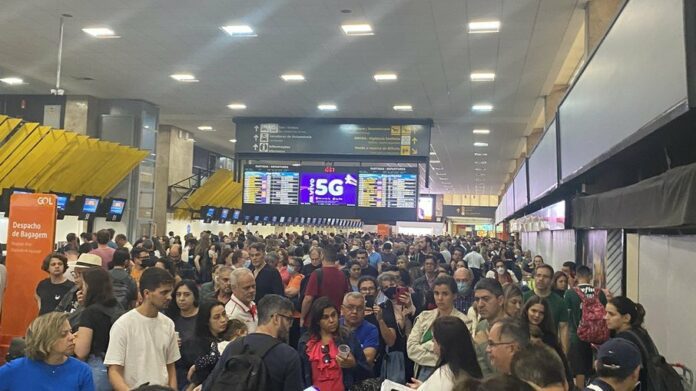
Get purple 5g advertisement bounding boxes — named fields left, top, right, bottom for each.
left=300, top=171, right=358, bottom=206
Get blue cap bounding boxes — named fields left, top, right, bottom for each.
left=597, top=338, right=641, bottom=375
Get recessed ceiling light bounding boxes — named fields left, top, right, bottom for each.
left=281, top=73, right=305, bottom=82
left=468, top=21, right=501, bottom=34
left=474, top=142, right=488, bottom=147
left=197, top=126, right=214, bottom=131
left=430, top=160, right=441, bottom=164
left=0, top=77, right=24, bottom=85
left=170, top=74, right=199, bottom=82
left=473, top=129, right=491, bottom=135
left=318, top=103, right=337, bottom=111
left=82, top=27, right=120, bottom=38
left=221, top=25, right=256, bottom=37
left=472, top=104, right=493, bottom=112
left=341, top=24, right=374, bottom=36
left=393, top=105, right=413, bottom=112
left=227, top=103, right=247, bottom=110
left=374, top=73, right=397, bottom=81
left=471, top=72, right=496, bottom=81
left=229, top=139, right=237, bottom=143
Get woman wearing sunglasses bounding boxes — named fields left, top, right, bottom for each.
left=298, top=297, right=371, bottom=391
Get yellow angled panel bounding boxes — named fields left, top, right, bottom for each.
left=0, top=123, right=45, bottom=187
left=0, top=115, right=7, bottom=124
left=33, top=134, right=89, bottom=193
left=22, top=130, right=71, bottom=191
left=0, top=122, right=39, bottom=171
left=94, top=149, right=148, bottom=197
left=0, top=118, right=22, bottom=143
left=0, top=126, right=53, bottom=188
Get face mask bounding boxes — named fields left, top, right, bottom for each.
left=457, top=282, right=471, bottom=294
left=243, top=260, right=251, bottom=268
left=287, top=266, right=295, bottom=274
left=383, top=286, right=397, bottom=300
left=496, top=267, right=505, bottom=275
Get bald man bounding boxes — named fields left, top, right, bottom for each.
left=453, top=267, right=475, bottom=315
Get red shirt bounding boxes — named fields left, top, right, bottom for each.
left=306, top=337, right=344, bottom=391
left=304, top=266, right=350, bottom=324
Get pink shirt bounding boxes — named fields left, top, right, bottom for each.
left=90, top=247, right=116, bottom=269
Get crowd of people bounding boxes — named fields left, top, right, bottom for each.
left=0, top=228, right=676, bottom=391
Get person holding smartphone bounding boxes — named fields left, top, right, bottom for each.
left=373, top=272, right=417, bottom=383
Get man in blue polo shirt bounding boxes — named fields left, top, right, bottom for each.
left=341, top=292, right=380, bottom=368
left=365, top=240, right=383, bottom=272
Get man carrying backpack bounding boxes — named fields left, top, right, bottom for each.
left=565, top=265, right=608, bottom=389
left=109, top=248, right=138, bottom=310
left=203, top=294, right=302, bottom=391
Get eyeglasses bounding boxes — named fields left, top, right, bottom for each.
left=342, top=305, right=364, bottom=313
left=487, top=340, right=516, bottom=348
left=321, top=344, right=331, bottom=364
left=275, top=313, right=293, bottom=321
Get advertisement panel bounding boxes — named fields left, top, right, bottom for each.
left=0, top=194, right=57, bottom=341
left=299, top=172, right=358, bottom=206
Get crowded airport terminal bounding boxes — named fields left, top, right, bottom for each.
left=0, top=0, right=695, bottom=390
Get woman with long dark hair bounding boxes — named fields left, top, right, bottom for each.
left=193, top=233, right=212, bottom=283
left=165, top=280, right=200, bottom=345
left=298, top=297, right=371, bottom=391
left=74, top=267, right=122, bottom=390
left=406, top=316, right=482, bottom=390
left=520, top=295, right=573, bottom=385
left=605, top=296, right=659, bottom=389
left=178, top=300, right=229, bottom=390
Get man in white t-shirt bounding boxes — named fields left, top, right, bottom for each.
left=463, top=246, right=485, bottom=281
left=105, top=267, right=180, bottom=390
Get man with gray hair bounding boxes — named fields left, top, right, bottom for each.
left=204, top=295, right=302, bottom=390
left=486, top=318, right=530, bottom=374
left=341, top=292, right=380, bottom=366
left=225, top=268, right=258, bottom=332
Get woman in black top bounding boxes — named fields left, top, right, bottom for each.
left=179, top=300, right=229, bottom=389
left=74, top=267, right=122, bottom=390
left=605, top=296, right=657, bottom=389
left=166, top=279, right=200, bottom=344
left=34, top=253, right=75, bottom=315
left=521, top=295, right=573, bottom=385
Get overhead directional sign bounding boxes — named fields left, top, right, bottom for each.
left=234, top=117, right=432, bottom=158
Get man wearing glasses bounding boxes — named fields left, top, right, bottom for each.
left=486, top=318, right=529, bottom=374
left=340, top=292, right=379, bottom=367
left=203, top=294, right=302, bottom=391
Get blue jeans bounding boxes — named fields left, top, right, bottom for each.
left=417, top=365, right=435, bottom=381
left=88, top=355, right=112, bottom=391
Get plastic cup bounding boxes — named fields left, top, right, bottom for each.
left=337, top=344, right=350, bottom=359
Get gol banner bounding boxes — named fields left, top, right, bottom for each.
left=0, top=193, right=57, bottom=341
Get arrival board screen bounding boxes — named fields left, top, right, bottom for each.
left=358, top=169, right=418, bottom=208
left=243, top=165, right=299, bottom=205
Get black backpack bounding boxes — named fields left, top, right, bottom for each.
left=627, top=330, right=684, bottom=391
left=208, top=336, right=281, bottom=391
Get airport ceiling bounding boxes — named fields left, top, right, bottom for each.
left=0, top=0, right=583, bottom=195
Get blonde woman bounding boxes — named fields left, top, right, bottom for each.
left=0, top=312, right=94, bottom=390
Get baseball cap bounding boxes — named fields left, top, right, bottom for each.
left=597, top=338, right=642, bottom=376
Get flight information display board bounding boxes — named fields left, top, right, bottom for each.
left=358, top=168, right=418, bottom=208
left=243, top=165, right=299, bottom=205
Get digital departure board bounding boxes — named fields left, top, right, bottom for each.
left=358, top=169, right=418, bottom=208
left=243, top=165, right=299, bottom=205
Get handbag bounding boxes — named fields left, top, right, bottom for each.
left=380, top=348, right=406, bottom=384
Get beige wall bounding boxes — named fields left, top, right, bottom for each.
left=153, top=125, right=194, bottom=235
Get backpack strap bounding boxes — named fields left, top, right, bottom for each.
left=252, top=336, right=282, bottom=358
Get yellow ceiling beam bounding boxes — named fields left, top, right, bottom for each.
left=0, top=126, right=54, bottom=188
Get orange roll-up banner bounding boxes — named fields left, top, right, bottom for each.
left=0, top=193, right=57, bottom=341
